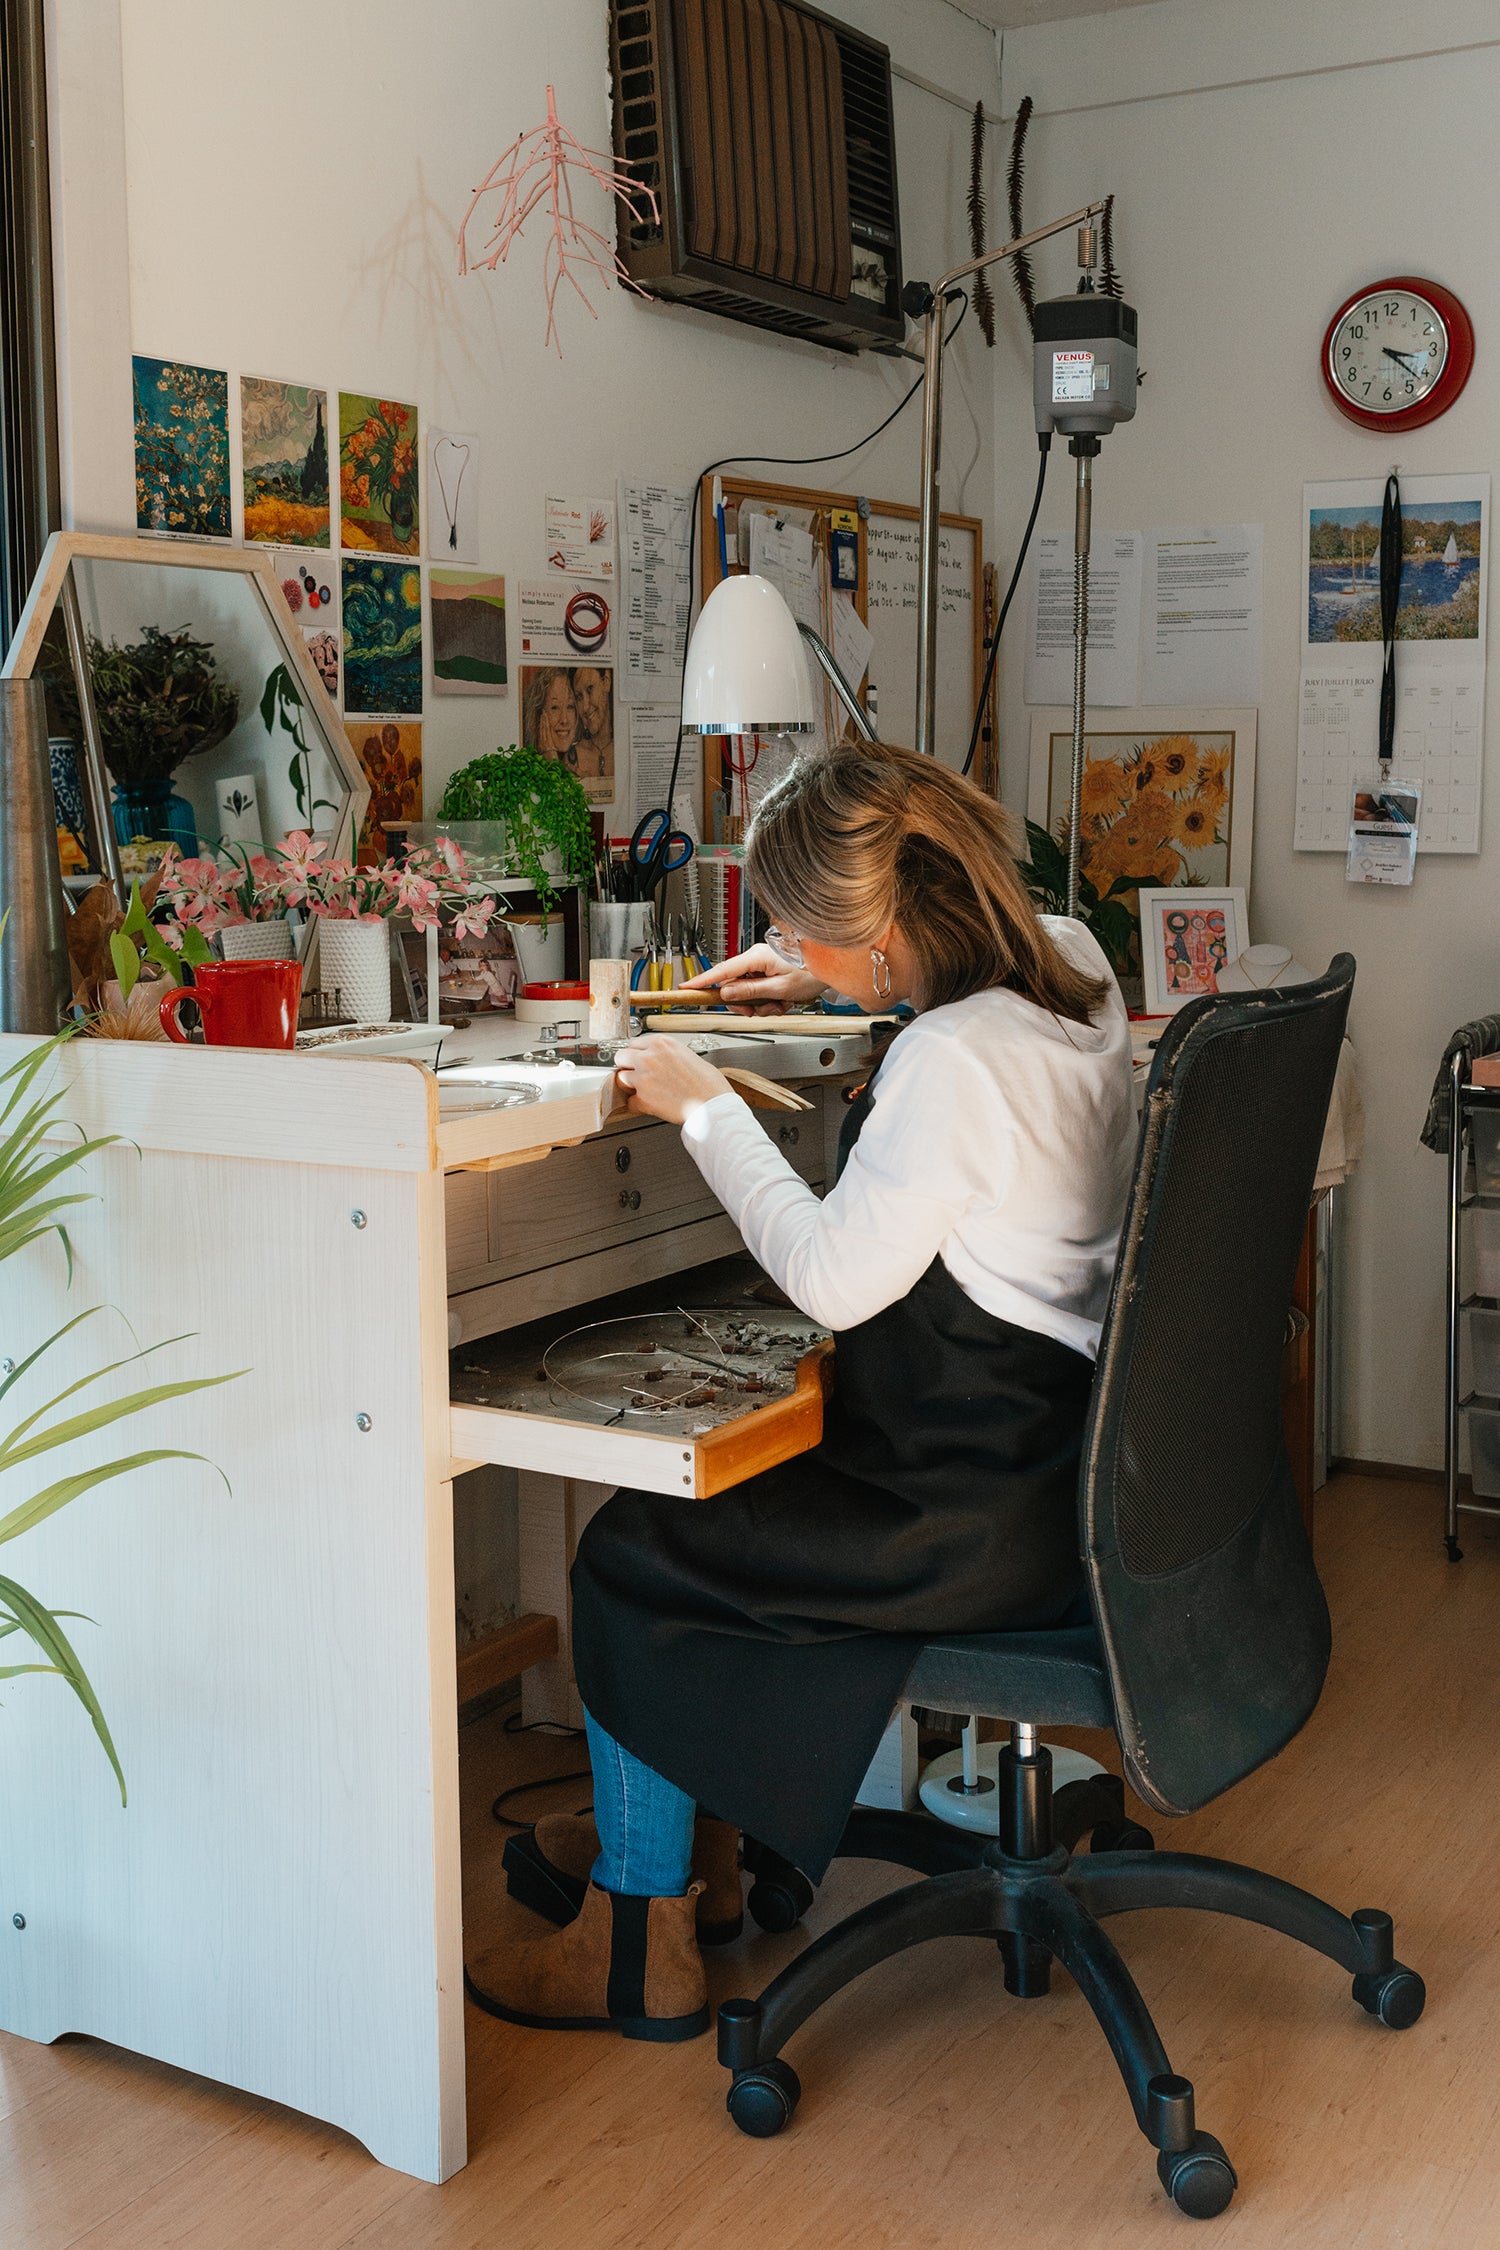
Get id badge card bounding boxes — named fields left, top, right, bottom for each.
left=1347, top=775, right=1420, bottom=886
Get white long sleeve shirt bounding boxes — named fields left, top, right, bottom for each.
left=680, top=917, right=1136, bottom=1360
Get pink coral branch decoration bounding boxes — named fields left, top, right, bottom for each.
left=457, top=85, right=660, bottom=357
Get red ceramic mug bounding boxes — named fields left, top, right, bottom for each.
left=159, top=959, right=303, bottom=1050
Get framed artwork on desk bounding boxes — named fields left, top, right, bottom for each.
left=1137, top=886, right=1248, bottom=1015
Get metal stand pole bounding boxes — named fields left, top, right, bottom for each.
left=910, top=198, right=1106, bottom=760
left=1066, top=439, right=1099, bottom=919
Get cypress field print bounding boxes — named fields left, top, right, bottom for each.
left=241, top=378, right=330, bottom=546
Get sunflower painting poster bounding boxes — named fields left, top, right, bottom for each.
left=1025, top=707, right=1256, bottom=997
left=346, top=719, right=422, bottom=863
left=241, top=379, right=330, bottom=546
left=341, top=557, right=423, bottom=715
left=339, top=393, right=420, bottom=554
left=133, top=356, right=231, bottom=539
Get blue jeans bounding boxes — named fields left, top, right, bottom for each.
left=583, top=1706, right=696, bottom=1896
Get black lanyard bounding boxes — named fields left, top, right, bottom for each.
left=1378, top=471, right=1402, bottom=770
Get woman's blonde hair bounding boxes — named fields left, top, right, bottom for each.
left=745, top=742, right=1109, bottom=1023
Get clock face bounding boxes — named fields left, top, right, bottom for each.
left=1322, top=276, right=1474, bottom=431
left=1328, top=290, right=1447, bottom=414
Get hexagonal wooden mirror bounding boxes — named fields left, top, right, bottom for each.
left=1, top=532, right=367, bottom=961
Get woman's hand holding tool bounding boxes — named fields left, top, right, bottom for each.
left=614, top=1034, right=734, bottom=1125
left=680, top=943, right=828, bottom=1016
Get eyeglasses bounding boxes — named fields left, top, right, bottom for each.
left=763, top=925, right=805, bottom=968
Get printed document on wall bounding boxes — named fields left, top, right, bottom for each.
left=1296, top=474, right=1488, bottom=852
left=1024, top=532, right=1141, bottom=706
left=628, top=704, right=700, bottom=843
left=618, top=481, right=692, bottom=705
left=1140, top=525, right=1262, bottom=705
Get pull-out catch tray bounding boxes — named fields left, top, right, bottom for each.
left=449, top=1258, right=833, bottom=1497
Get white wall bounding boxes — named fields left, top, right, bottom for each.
left=59, top=0, right=1001, bottom=822
left=995, top=0, right=1500, bottom=1467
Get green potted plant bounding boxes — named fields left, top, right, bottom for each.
left=435, top=744, right=593, bottom=913
left=1015, top=817, right=1155, bottom=1011
left=88, top=625, right=239, bottom=861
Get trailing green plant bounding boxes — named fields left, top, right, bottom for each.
left=437, top=744, right=594, bottom=909
left=88, top=625, right=239, bottom=788
left=1016, top=817, right=1151, bottom=982
left=260, top=663, right=335, bottom=826
left=0, top=987, right=239, bottom=1800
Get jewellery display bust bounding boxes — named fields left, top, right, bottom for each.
left=1216, top=943, right=1317, bottom=994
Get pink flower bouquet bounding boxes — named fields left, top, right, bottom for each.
left=153, top=833, right=498, bottom=946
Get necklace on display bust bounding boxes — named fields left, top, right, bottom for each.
left=1216, top=943, right=1316, bottom=994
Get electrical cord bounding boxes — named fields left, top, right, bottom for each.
left=961, top=431, right=1050, bottom=779
left=489, top=1709, right=591, bottom=1830
left=660, top=288, right=973, bottom=842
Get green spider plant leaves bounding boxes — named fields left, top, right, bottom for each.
left=0, top=1012, right=242, bottom=1798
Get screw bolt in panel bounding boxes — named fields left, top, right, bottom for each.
left=355, top=1413, right=373, bottom=1433
left=350, top=1209, right=368, bottom=1229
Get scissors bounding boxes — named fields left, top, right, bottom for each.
left=627, top=810, right=694, bottom=901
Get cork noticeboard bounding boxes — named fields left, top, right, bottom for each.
left=700, top=477, right=983, bottom=782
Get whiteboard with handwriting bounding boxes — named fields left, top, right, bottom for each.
left=864, top=513, right=980, bottom=765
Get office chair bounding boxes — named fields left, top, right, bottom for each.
left=717, top=955, right=1424, bottom=2221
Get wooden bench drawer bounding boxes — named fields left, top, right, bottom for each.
left=442, top=1092, right=827, bottom=1297
left=449, top=1262, right=833, bottom=1497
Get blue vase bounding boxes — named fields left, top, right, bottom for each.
left=111, top=780, right=197, bottom=856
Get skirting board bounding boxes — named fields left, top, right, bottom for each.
left=456, top=1611, right=560, bottom=1709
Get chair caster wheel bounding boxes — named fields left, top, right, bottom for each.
left=1353, top=1963, right=1426, bottom=2028
left=1157, top=2132, right=1237, bottom=2219
left=1090, top=1819, right=1154, bottom=1853
left=1445, top=1534, right=1463, bottom=1562
left=747, top=1868, right=815, bottom=1934
left=726, top=2059, right=801, bottom=2138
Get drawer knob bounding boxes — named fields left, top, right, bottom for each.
left=615, top=1146, right=633, bottom=1173
left=778, top=1125, right=800, bottom=1146
left=619, top=1188, right=642, bottom=1210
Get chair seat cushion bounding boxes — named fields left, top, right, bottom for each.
left=904, top=1624, right=1113, bottom=1728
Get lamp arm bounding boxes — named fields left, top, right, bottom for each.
left=797, top=623, right=878, bottom=743
left=915, top=198, right=1108, bottom=761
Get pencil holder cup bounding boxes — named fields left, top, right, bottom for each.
left=590, top=903, right=651, bottom=961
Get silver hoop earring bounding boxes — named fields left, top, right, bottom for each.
left=870, top=948, right=892, bottom=1001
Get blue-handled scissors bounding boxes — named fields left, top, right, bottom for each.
left=627, top=810, right=694, bottom=901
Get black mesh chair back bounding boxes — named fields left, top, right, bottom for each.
left=1080, top=955, right=1355, bottom=1817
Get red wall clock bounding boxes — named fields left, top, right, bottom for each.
left=1322, top=277, right=1474, bottom=432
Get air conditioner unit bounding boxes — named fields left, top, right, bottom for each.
left=608, top=0, right=905, bottom=355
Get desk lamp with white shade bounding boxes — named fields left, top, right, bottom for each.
left=680, top=570, right=875, bottom=745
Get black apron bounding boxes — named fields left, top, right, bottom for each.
left=570, top=1056, right=1096, bottom=1881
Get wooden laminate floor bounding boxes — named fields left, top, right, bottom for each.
left=2, top=1471, right=1496, bottom=2249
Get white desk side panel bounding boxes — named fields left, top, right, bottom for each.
left=0, top=1132, right=464, bottom=2181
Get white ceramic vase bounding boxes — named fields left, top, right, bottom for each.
left=220, top=920, right=294, bottom=963
left=506, top=914, right=568, bottom=986
left=317, top=918, right=391, bottom=1023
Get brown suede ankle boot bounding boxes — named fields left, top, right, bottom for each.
left=465, top=1879, right=709, bottom=2041
left=504, top=1811, right=745, bottom=1943
left=690, top=1816, right=744, bottom=1944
